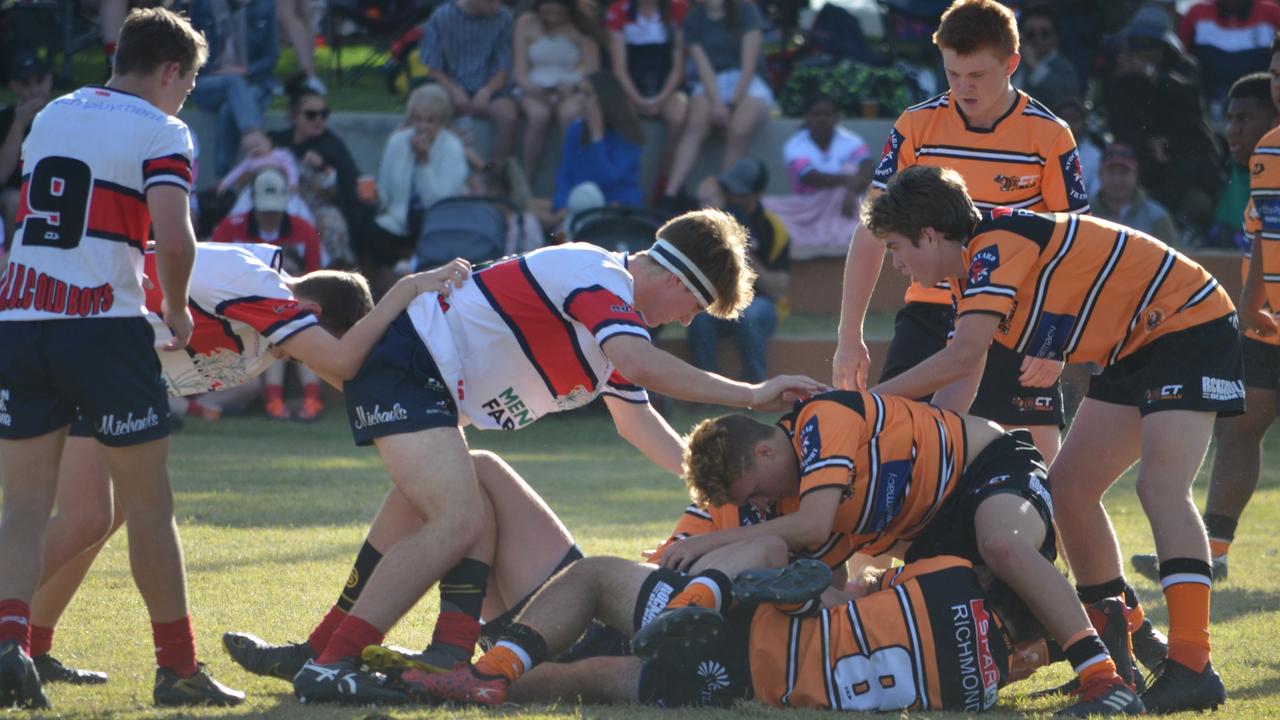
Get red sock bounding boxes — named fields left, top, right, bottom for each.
left=316, top=615, right=384, bottom=665
left=0, top=599, right=31, bottom=655
left=265, top=384, right=284, bottom=404
left=152, top=615, right=197, bottom=677
left=431, top=611, right=481, bottom=653
left=303, top=383, right=322, bottom=401
left=29, top=625, right=53, bottom=658
left=307, top=605, right=347, bottom=655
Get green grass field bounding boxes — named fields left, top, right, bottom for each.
left=12, top=405, right=1280, bottom=718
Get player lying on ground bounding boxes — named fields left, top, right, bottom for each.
left=403, top=549, right=1055, bottom=713
left=863, top=165, right=1239, bottom=713
left=221, top=209, right=827, bottom=704
left=672, top=390, right=1143, bottom=716
left=15, top=242, right=468, bottom=694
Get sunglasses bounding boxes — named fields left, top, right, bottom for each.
left=303, top=108, right=331, bottom=121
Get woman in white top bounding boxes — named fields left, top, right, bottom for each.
left=512, top=0, right=602, bottom=177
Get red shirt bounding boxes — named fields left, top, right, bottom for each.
left=211, top=211, right=322, bottom=274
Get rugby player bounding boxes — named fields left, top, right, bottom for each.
left=832, top=0, right=1088, bottom=466
left=863, top=165, right=1237, bottom=713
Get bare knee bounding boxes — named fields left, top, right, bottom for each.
left=750, top=535, right=789, bottom=567
left=53, top=503, right=117, bottom=550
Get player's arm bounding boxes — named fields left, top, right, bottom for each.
left=602, top=334, right=826, bottom=410
left=1240, top=231, right=1276, bottom=336
left=149, top=184, right=197, bottom=349
left=871, top=312, right=999, bottom=407
left=282, top=259, right=471, bottom=385
left=834, top=219, right=886, bottom=390
left=603, top=394, right=685, bottom=475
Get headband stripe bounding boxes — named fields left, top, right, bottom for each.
left=650, top=239, right=716, bottom=308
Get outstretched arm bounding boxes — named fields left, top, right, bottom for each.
left=871, top=312, right=999, bottom=403
left=604, top=396, right=685, bottom=476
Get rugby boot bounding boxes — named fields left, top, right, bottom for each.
left=733, top=559, right=833, bottom=605
left=223, top=631, right=314, bottom=680
left=0, top=641, right=49, bottom=709
left=33, top=653, right=108, bottom=684
left=361, top=643, right=466, bottom=676
left=631, top=606, right=724, bottom=664
left=554, top=621, right=630, bottom=663
left=1056, top=674, right=1145, bottom=716
left=400, top=664, right=508, bottom=706
left=297, top=395, right=324, bottom=422
left=1129, top=615, right=1169, bottom=674
left=264, top=396, right=291, bottom=420
left=1132, top=553, right=1228, bottom=584
left=1141, top=659, right=1226, bottom=714
left=293, top=657, right=408, bottom=705
left=1089, top=598, right=1143, bottom=692
left=153, top=662, right=245, bottom=707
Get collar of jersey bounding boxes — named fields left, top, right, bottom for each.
left=950, top=89, right=1024, bottom=135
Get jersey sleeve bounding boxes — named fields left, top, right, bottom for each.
left=870, top=114, right=917, bottom=193
left=1249, top=145, right=1280, bottom=246
left=793, top=401, right=863, bottom=498
left=211, top=253, right=318, bottom=345
left=603, top=368, right=648, bottom=403
left=563, top=284, right=651, bottom=346
left=1040, top=127, right=1091, bottom=213
left=956, top=231, right=1040, bottom=320
left=142, top=119, right=195, bottom=195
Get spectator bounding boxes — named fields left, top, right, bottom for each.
left=660, top=0, right=773, bottom=207
left=0, top=49, right=52, bottom=251
left=420, top=0, right=521, bottom=168
left=188, top=0, right=279, bottom=176
left=760, top=94, right=871, bottom=258
left=552, top=72, right=645, bottom=218
left=211, top=168, right=327, bottom=421
left=606, top=0, right=690, bottom=196
left=1055, top=95, right=1105, bottom=199
left=219, top=129, right=301, bottom=199
left=513, top=0, right=602, bottom=176
left=1012, top=2, right=1081, bottom=113
left=1211, top=70, right=1279, bottom=247
left=1179, top=0, right=1280, bottom=120
left=270, top=75, right=364, bottom=266
left=368, top=84, right=470, bottom=269
left=1104, top=4, right=1223, bottom=237
left=468, top=162, right=544, bottom=254
left=1092, top=142, right=1178, bottom=244
left=277, top=0, right=325, bottom=95
left=687, top=157, right=788, bottom=382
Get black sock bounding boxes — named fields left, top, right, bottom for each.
left=336, top=541, right=383, bottom=611
left=1076, top=577, right=1127, bottom=605
left=1203, top=513, right=1237, bottom=544
left=438, top=558, right=491, bottom=619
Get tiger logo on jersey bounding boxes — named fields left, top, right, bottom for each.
left=968, top=247, right=1000, bottom=287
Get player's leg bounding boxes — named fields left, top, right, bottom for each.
left=262, top=362, right=289, bottom=419
left=508, top=656, right=643, bottom=704
left=661, top=535, right=791, bottom=614
left=1202, top=385, right=1275, bottom=572
left=296, top=364, right=325, bottom=421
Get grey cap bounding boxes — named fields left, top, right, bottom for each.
left=717, top=157, right=768, bottom=196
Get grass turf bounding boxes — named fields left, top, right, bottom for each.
left=11, top=405, right=1280, bottom=718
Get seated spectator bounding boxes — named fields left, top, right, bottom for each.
left=1012, top=2, right=1081, bottom=113
left=188, top=0, right=279, bottom=176
left=688, top=157, right=788, bottom=382
left=277, top=0, right=325, bottom=96
left=1092, top=142, right=1178, bottom=245
left=1104, top=4, right=1223, bottom=237
left=468, top=162, right=544, bottom=253
left=513, top=0, right=602, bottom=176
left=1054, top=95, right=1104, bottom=199
left=368, top=84, right=470, bottom=269
left=1210, top=71, right=1278, bottom=248
left=219, top=129, right=301, bottom=198
left=660, top=0, right=773, bottom=207
left=0, top=49, right=52, bottom=252
left=551, top=71, right=645, bottom=222
left=211, top=168, right=327, bottom=421
left=420, top=0, right=521, bottom=168
left=1179, top=0, right=1280, bottom=120
left=606, top=0, right=690, bottom=196
left=270, top=76, right=364, bottom=266
left=760, top=94, right=871, bottom=258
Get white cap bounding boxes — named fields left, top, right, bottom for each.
left=253, top=168, right=289, bottom=213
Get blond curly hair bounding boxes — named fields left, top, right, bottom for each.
left=656, top=209, right=756, bottom=320
left=682, top=414, right=776, bottom=506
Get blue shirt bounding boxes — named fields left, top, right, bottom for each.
left=419, top=0, right=514, bottom=94
left=554, top=120, right=643, bottom=211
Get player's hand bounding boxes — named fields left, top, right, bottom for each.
left=1018, top=355, right=1064, bottom=388
left=411, top=258, right=472, bottom=296
left=162, top=302, right=194, bottom=351
left=832, top=336, right=870, bottom=390
left=658, top=532, right=724, bottom=573
left=1241, top=307, right=1280, bottom=337
left=749, top=374, right=829, bottom=411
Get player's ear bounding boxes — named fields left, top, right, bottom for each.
left=160, top=60, right=182, bottom=86
left=297, top=299, right=322, bottom=317
left=1005, top=52, right=1021, bottom=77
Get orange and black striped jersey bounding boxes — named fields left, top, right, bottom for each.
left=1247, top=125, right=1280, bottom=337
left=871, top=90, right=1089, bottom=305
left=952, top=209, right=1234, bottom=366
left=778, top=391, right=968, bottom=556
left=1241, top=198, right=1278, bottom=345
left=749, top=556, right=1011, bottom=712
left=647, top=501, right=856, bottom=570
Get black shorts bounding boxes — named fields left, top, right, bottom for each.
left=0, top=317, right=170, bottom=447
left=343, top=311, right=458, bottom=446
left=635, top=567, right=754, bottom=708
left=880, top=303, right=1063, bottom=426
left=905, top=429, right=1057, bottom=565
left=1242, top=335, right=1280, bottom=391
left=1086, top=313, right=1246, bottom=417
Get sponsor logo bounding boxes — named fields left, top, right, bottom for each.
left=1258, top=198, right=1280, bottom=229
left=1202, top=377, right=1245, bottom=401
left=873, top=129, right=905, bottom=184
left=1028, top=473, right=1053, bottom=515
left=951, top=601, right=999, bottom=711
left=993, top=174, right=1039, bottom=192
left=481, top=387, right=535, bottom=430
left=1144, top=384, right=1184, bottom=402
left=867, top=460, right=910, bottom=532
left=697, top=660, right=731, bottom=703
left=1028, top=312, right=1075, bottom=360
left=1061, top=149, right=1088, bottom=205
left=968, top=247, right=1000, bottom=287
left=97, top=407, right=161, bottom=437
left=353, top=402, right=409, bottom=429
left=1145, top=308, right=1165, bottom=331
left=611, top=302, right=634, bottom=314
left=1011, top=395, right=1056, bottom=412
left=800, top=416, right=821, bottom=467
left=0, top=388, right=9, bottom=427
left=981, top=474, right=1011, bottom=488
left=426, top=376, right=446, bottom=392
left=0, top=262, right=115, bottom=315
left=641, top=581, right=675, bottom=627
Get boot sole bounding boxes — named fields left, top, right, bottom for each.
left=734, top=559, right=833, bottom=604
left=631, top=607, right=724, bottom=662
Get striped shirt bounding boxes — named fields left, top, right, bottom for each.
left=1245, top=124, right=1280, bottom=345
left=419, top=0, right=514, bottom=94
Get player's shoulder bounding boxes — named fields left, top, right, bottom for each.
left=797, top=390, right=869, bottom=421
left=903, top=91, right=950, bottom=116
left=1254, top=125, right=1280, bottom=157
left=972, top=208, right=1058, bottom=248
left=1017, top=93, right=1071, bottom=132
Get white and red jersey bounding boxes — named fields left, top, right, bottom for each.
left=409, top=243, right=651, bottom=430
left=144, top=243, right=318, bottom=396
left=0, top=85, right=193, bottom=321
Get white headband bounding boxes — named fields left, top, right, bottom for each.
left=649, top=238, right=717, bottom=308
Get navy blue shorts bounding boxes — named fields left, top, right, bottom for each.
left=0, top=317, right=170, bottom=447
left=1242, top=335, right=1279, bottom=392
left=344, top=311, right=458, bottom=446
